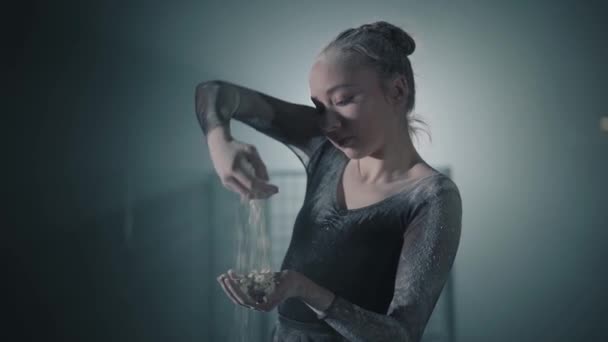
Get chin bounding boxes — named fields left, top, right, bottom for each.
left=330, top=139, right=366, bottom=158
left=341, top=146, right=366, bottom=159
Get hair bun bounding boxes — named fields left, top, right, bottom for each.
left=365, top=21, right=416, bottom=56
left=390, top=26, right=416, bottom=56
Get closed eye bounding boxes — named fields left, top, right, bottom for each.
left=335, top=96, right=354, bottom=106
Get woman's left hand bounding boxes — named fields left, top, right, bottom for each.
left=217, top=269, right=307, bottom=312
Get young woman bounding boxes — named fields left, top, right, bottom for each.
left=195, top=21, right=462, bottom=342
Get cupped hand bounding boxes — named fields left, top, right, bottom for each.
left=217, top=269, right=304, bottom=312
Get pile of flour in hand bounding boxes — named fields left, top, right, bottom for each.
left=236, top=268, right=280, bottom=303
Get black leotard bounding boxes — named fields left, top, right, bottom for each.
left=197, top=83, right=462, bottom=341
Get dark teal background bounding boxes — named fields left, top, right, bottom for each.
left=6, top=0, right=608, bottom=341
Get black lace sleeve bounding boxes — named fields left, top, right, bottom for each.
left=195, top=80, right=325, bottom=169
left=320, top=183, right=463, bottom=342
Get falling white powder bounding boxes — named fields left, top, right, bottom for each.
left=231, top=160, right=277, bottom=342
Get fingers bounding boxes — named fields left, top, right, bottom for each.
left=223, top=275, right=256, bottom=307
left=246, top=149, right=269, bottom=181
left=256, top=299, right=274, bottom=312
left=216, top=269, right=286, bottom=313
left=217, top=273, right=242, bottom=305
left=225, top=176, right=273, bottom=202
left=217, top=273, right=260, bottom=311
left=231, top=168, right=278, bottom=199
left=219, top=145, right=279, bottom=199
left=223, top=176, right=251, bottom=200
left=226, top=269, right=242, bottom=281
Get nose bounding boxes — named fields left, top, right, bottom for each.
left=320, top=110, right=342, bottom=134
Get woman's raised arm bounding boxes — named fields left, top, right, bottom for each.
left=195, top=80, right=325, bottom=169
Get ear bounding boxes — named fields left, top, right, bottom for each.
left=389, top=75, right=408, bottom=105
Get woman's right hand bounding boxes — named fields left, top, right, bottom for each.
left=207, top=128, right=279, bottom=201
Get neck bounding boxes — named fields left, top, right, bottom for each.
left=355, top=131, right=422, bottom=185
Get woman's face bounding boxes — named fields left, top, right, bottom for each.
left=308, top=54, right=403, bottom=159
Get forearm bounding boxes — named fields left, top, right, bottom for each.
left=194, top=80, right=275, bottom=137
left=195, top=80, right=323, bottom=154
left=298, top=278, right=411, bottom=342
left=297, top=275, right=336, bottom=316
left=322, top=296, right=412, bottom=342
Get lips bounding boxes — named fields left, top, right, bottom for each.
left=335, top=136, right=354, bottom=146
